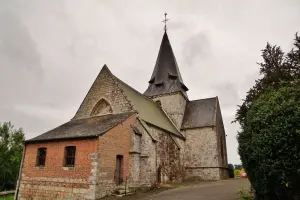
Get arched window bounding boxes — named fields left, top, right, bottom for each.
left=90, top=99, right=112, bottom=116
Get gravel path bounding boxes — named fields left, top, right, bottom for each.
left=103, top=179, right=250, bottom=200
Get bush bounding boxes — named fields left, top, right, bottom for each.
left=228, top=164, right=234, bottom=178
left=238, top=187, right=255, bottom=200
left=238, top=81, right=300, bottom=199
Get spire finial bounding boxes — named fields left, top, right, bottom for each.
left=162, top=12, right=169, bottom=32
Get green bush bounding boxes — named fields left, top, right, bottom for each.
left=238, top=188, right=255, bottom=200
left=228, top=164, right=234, bottom=178
left=235, top=33, right=300, bottom=200
left=238, top=81, right=300, bottom=199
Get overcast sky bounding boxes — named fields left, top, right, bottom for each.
left=0, top=0, right=299, bottom=164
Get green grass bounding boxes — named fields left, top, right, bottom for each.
left=0, top=195, right=14, bottom=200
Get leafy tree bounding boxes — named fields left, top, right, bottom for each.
left=234, top=164, right=243, bottom=170
left=236, top=33, right=300, bottom=200
left=0, top=122, right=25, bottom=191
left=235, top=33, right=300, bottom=127
left=238, top=81, right=300, bottom=199
left=235, top=34, right=300, bottom=200
left=228, top=163, right=235, bottom=178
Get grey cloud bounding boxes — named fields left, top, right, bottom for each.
left=0, top=10, right=43, bottom=106
left=212, top=82, right=240, bottom=109
left=182, top=31, right=212, bottom=66
left=0, top=11, right=42, bottom=74
left=0, top=0, right=299, bottom=165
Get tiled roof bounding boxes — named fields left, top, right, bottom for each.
left=26, top=112, right=134, bottom=143
left=144, top=32, right=188, bottom=98
left=181, top=97, right=217, bottom=129
left=112, top=73, right=184, bottom=139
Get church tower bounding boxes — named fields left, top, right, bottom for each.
left=144, top=31, right=188, bottom=128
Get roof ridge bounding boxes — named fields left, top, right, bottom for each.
left=111, top=73, right=160, bottom=108
left=26, top=112, right=136, bottom=143
left=71, top=112, right=135, bottom=121
left=190, top=96, right=218, bottom=102
left=104, top=67, right=137, bottom=112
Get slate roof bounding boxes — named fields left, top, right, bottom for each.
left=181, top=97, right=218, bottom=129
left=26, top=112, right=135, bottom=143
left=111, top=73, right=184, bottom=139
left=144, top=32, right=188, bottom=98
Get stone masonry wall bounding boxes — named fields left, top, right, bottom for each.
left=147, top=124, right=183, bottom=183
left=18, top=138, right=99, bottom=200
left=73, top=66, right=133, bottom=119
left=95, top=114, right=136, bottom=198
left=152, top=92, right=186, bottom=128
left=133, top=120, right=157, bottom=187
left=183, top=127, right=221, bottom=180
left=216, top=103, right=228, bottom=169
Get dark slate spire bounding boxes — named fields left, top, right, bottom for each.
left=144, top=32, right=188, bottom=98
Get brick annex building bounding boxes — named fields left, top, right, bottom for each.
left=16, top=31, right=228, bottom=199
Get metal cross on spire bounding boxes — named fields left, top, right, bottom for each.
left=162, top=12, right=169, bottom=32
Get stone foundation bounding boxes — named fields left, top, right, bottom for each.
left=185, top=167, right=222, bottom=180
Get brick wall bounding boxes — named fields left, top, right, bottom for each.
left=18, top=114, right=137, bottom=200
left=73, top=66, right=133, bottom=119
left=96, top=114, right=136, bottom=198
left=18, top=138, right=98, bottom=200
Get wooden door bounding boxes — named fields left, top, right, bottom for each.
left=115, top=155, right=123, bottom=185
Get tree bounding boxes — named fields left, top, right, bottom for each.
left=0, top=122, right=25, bottom=191
left=236, top=33, right=300, bottom=200
left=235, top=33, right=300, bottom=127
left=238, top=81, right=300, bottom=199
left=234, top=164, right=243, bottom=170
left=228, top=163, right=235, bottom=178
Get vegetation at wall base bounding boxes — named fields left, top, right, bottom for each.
left=235, top=33, right=300, bottom=200
left=238, top=187, right=255, bottom=200
left=0, top=195, right=14, bottom=200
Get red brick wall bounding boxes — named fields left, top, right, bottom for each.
left=18, top=114, right=137, bottom=199
left=96, top=114, right=136, bottom=197
left=22, top=138, right=98, bottom=179
left=18, top=138, right=99, bottom=199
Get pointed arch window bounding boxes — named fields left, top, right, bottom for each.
left=90, top=99, right=112, bottom=116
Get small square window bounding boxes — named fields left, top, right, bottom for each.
left=36, top=148, right=47, bottom=167
left=64, top=146, right=76, bottom=167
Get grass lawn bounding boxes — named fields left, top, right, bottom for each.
left=0, top=195, right=14, bottom=200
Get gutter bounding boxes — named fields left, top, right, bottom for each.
left=14, top=144, right=26, bottom=200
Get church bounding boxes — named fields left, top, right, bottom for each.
left=16, top=30, right=228, bottom=199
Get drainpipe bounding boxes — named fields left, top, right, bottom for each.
left=14, top=144, right=26, bottom=200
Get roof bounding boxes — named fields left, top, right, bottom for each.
left=111, top=73, right=184, bottom=139
left=144, top=32, right=188, bottom=98
left=26, top=112, right=134, bottom=143
left=181, top=97, right=218, bottom=129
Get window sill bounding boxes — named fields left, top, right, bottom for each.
left=63, top=166, right=75, bottom=170
left=36, top=166, right=46, bottom=169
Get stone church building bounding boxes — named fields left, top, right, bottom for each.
left=16, top=31, right=228, bottom=199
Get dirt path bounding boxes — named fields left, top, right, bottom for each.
left=104, top=179, right=250, bottom=200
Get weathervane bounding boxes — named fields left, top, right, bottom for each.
left=162, top=12, right=169, bottom=32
